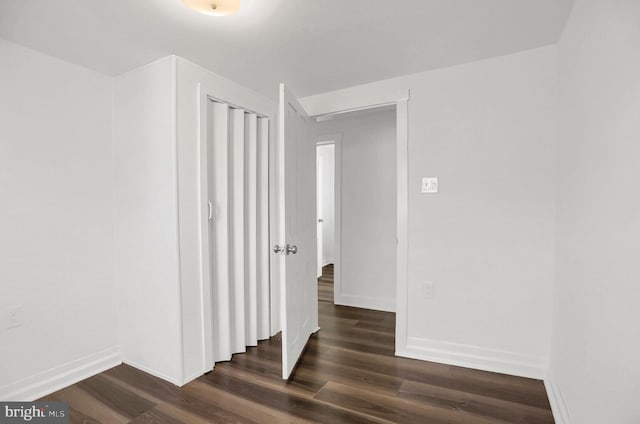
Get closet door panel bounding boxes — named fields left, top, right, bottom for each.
left=244, top=113, right=259, bottom=346
left=210, top=102, right=232, bottom=362
left=229, top=108, right=247, bottom=354
left=257, top=117, right=271, bottom=340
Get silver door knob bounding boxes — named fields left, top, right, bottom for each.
left=273, top=245, right=285, bottom=254
left=286, top=244, right=298, bottom=255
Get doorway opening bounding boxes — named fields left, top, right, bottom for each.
left=209, top=83, right=410, bottom=380
left=316, top=142, right=336, bottom=302
left=314, top=105, right=397, bottom=313
left=201, top=98, right=272, bottom=371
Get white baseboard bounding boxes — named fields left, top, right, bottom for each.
left=544, top=378, right=572, bottom=424
left=122, top=359, right=181, bottom=386
left=398, top=337, right=546, bottom=380
left=180, top=371, right=203, bottom=387
left=0, top=346, right=122, bottom=401
left=335, top=293, right=395, bottom=313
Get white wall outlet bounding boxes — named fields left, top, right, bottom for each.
left=421, top=282, right=435, bottom=300
left=4, top=305, right=24, bottom=329
left=421, top=177, right=438, bottom=193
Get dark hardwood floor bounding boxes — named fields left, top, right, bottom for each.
left=318, top=263, right=334, bottom=303
left=39, top=266, right=554, bottom=423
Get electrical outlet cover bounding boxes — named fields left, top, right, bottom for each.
left=5, top=305, right=24, bottom=329
left=422, top=282, right=435, bottom=299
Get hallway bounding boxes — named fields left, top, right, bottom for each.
left=318, top=263, right=334, bottom=303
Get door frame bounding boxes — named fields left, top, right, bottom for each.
left=197, top=88, right=271, bottom=371
left=315, top=152, right=323, bottom=278
left=301, top=89, right=410, bottom=355
left=314, top=134, right=342, bottom=304
left=197, top=84, right=410, bottom=369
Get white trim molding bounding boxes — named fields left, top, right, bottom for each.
left=181, top=371, right=204, bottom=387
left=0, top=346, right=122, bottom=401
left=544, top=378, right=573, bottom=424
left=399, top=337, right=547, bottom=380
left=302, top=88, right=410, bottom=118
left=123, top=359, right=182, bottom=387
left=394, top=98, right=409, bottom=354
left=335, top=294, right=395, bottom=313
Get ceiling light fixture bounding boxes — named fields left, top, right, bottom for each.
left=181, top=0, right=240, bottom=16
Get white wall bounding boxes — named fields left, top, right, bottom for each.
left=549, top=1, right=640, bottom=423
left=317, top=144, right=335, bottom=265
left=315, top=110, right=397, bottom=312
left=302, top=46, right=558, bottom=378
left=113, top=57, right=183, bottom=385
left=0, top=47, right=275, bottom=394
left=109, top=55, right=277, bottom=388
left=0, top=39, right=121, bottom=400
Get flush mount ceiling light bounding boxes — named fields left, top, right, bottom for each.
left=181, top=0, right=240, bottom=16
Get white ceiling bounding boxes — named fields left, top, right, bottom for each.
left=0, top=0, right=574, bottom=99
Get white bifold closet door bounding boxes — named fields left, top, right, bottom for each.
left=208, top=101, right=270, bottom=364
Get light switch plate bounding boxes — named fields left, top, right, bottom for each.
left=421, top=177, right=438, bottom=193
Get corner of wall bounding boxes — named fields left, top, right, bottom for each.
left=544, top=377, right=573, bottom=424
left=170, top=48, right=187, bottom=388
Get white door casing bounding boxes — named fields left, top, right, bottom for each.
left=316, top=155, right=323, bottom=278
left=276, top=83, right=319, bottom=379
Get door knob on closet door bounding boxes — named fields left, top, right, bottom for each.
left=286, top=244, right=298, bottom=255
left=273, top=245, right=286, bottom=254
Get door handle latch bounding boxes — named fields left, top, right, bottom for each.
left=286, top=244, right=298, bottom=255
left=274, top=244, right=298, bottom=255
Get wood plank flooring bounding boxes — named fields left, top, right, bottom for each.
left=39, top=266, right=554, bottom=423
left=318, top=263, right=334, bottom=303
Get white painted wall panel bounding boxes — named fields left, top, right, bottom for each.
left=113, top=57, right=183, bottom=384
left=0, top=38, right=120, bottom=399
left=551, top=1, right=640, bottom=422
left=302, top=46, right=557, bottom=377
